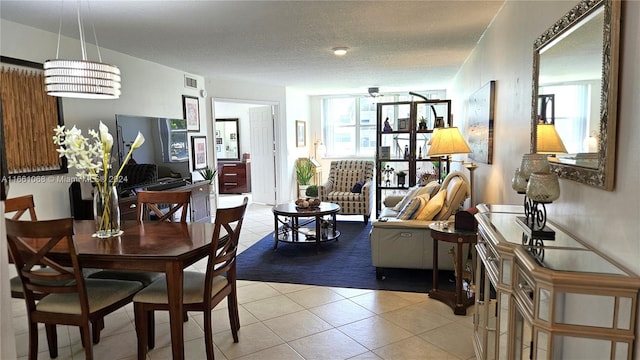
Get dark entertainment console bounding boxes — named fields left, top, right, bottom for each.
left=70, top=181, right=211, bottom=223
left=218, top=161, right=251, bottom=194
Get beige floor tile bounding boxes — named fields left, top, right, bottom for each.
left=379, top=301, right=454, bottom=334
left=191, top=305, right=260, bottom=335
left=148, top=336, right=228, bottom=360
left=70, top=329, right=139, bottom=360
left=329, top=287, right=374, bottom=299
left=348, top=352, right=384, bottom=360
left=349, top=291, right=421, bottom=314
left=266, top=281, right=314, bottom=294
left=237, top=282, right=282, bottom=304
left=288, top=328, right=369, bottom=360
left=242, top=294, right=305, bottom=321
left=373, top=336, right=462, bottom=360
left=235, top=343, right=305, bottom=360
left=263, top=309, right=333, bottom=342
left=337, top=316, right=413, bottom=350
left=285, top=286, right=345, bottom=308
left=214, top=321, right=284, bottom=359
left=419, top=321, right=475, bottom=359
left=309, top=299, right=376, bottom=327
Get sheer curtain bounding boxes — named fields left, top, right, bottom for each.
left=0, top=202, right=17, bottom=358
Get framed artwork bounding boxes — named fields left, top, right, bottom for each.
left=191, top=136, right=207, bottom=170
left=467, top=80, right=496, bottom=164
left=398, top=118, right=410, bottom=131
left=296, top=120, right=306, bottom=147
left=182, top=95, right=200, bottom=131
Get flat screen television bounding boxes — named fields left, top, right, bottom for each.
left=115, top=114, right=191, bottom=188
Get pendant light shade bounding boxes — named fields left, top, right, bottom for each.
left=44, top=1, right=121, bottom=99
left=44, top=59, right=121, bottom=99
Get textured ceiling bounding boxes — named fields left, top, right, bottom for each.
left=0, top=0, right=505, bottom=95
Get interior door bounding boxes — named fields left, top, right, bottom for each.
left=249, top=106, right=276, bottom=205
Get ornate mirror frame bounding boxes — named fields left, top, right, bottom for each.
left=531, top=0, right=621, bottom=190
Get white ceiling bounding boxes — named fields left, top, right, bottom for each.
left=0, top=0, right=505, bottom=95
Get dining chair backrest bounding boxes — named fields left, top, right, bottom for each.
left=5, top=194, right=38, bottom=220
left=4, top=218, right=88, bottom=311
left=204, top=197, right=249, bottom=303
left=136, top=190, right=191, bottom=223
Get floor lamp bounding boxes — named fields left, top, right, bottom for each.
left=427, top=127, right=477, bottom=207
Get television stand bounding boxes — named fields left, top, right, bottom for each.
left=69, top=181, right=211, bottom=223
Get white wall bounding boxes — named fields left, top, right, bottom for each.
left=451, top=0, right=640, bottom=354
left=285, top=88, right=311, bottom=199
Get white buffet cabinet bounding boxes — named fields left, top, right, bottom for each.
left=473, top=204, right=640, bottom=360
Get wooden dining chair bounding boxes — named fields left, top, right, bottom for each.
left=136, top=190, right=191, bottom=223
left=5, top=217, right=144, bottom=360
left=5, top=195, right=40, bottom=299
left=90, top=190, right=191, bottom=287
left=133, top=197, right=249, bottom=360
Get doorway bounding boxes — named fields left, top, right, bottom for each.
left=212, top=99, right=278, bottom=205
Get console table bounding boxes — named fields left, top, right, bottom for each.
left=473, top=204, right=640, bottom=360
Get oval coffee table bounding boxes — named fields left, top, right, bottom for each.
left=272, top=202, right=340, bottom=252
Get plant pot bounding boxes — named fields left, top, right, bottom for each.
left=298, top=185, right=309, bottom=197
left=397, top=175, right=406, bottom=187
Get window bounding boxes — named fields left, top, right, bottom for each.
left=322, top=91, right=445, bottom=157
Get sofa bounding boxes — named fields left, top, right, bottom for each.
left=369, top=171, right=470, bottom=278
left=319, top=160, right=374, bottom=224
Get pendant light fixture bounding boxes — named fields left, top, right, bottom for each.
left=44, top=1, right=121, bottom=99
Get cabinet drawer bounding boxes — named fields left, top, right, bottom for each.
left=514, top=263, right=535, bottom=317
left=119, top=197, right=138, bottom=220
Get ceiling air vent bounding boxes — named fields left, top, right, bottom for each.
left=184, top=75, right=198, bottom=89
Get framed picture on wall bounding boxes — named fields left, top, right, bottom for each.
left=467, top=80, right=496, bottom=164
left=296, top=120, right=306, bottom=147
left=183, top=95, right=200, bottom=131
left=191, top=136, right=207, bottom=170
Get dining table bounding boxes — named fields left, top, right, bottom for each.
left=40, top=220, right=219, bottom=360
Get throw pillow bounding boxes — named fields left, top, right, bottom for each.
left=392, top=185, right=420, bottom=212
left=416, top=189, right=447, bottom=221
left=419, top=181, right=441, bottom=198
left=408, top=193, right=431, bottom=219
left=436, top=177, right=466, bottom=220
left=396, top=196, right=424, bottom=220
left=351, top=181, right=364, bottom=193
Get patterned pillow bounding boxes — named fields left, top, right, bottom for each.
left=392, top=185, right=420, bottom=212
left=408, top=193, right=431, bottom=219
left=417, top=181, right=440, bottom=198
left=416, top=189, right=447, bottom=221
left=396, top=197, right=424, bottom=220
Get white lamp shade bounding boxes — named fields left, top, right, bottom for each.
left=426, top=127, right=471, bottom=156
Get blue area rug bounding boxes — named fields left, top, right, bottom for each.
left=236, top=221, right=455, bottom=293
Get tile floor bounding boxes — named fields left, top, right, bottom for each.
left=11, top=195, right=476, bottom=359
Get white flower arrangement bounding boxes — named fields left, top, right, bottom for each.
left=53, top=121, right=144, bottom=236
left=53, top=121, right=144, bottom=187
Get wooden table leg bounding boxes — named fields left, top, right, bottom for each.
left=432, top=238, right=439, bottom=291
left=166, top=262, right=185, bottom=360
left=455, top=242, right=464, bottom=315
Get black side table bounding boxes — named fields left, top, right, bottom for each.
left=429, top=222, right=477, bottom=315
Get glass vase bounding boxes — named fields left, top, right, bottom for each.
left=93, top=185, right=121, bottom=238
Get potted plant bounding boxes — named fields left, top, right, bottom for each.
left=305, top=185, right=318, bottom=198
left=396, top=170, right=407, bottom=187
left=198, top=166, right=217, bottom=184
left=418, top=116, right=427, bottom=130
left=295, top=158, right=314, bottom=195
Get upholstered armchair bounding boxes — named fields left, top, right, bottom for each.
left=318, top=160, right=374, bottom=224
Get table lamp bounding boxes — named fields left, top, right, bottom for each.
left=427, top=127, right=477, bottom=206
left=536, top=123, right=567, bottom=154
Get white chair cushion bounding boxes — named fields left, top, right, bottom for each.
left=36, top=279, right=143, bottom=314
left=133, top=272, right=228, bottom=305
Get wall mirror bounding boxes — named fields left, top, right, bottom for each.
left=531, top=0, right=620, bottom=190
left=215, top=118, right=240, bottom=161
